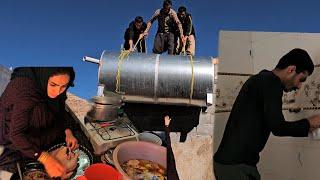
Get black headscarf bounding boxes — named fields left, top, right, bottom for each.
left=10, top=67, right=75, bottom=114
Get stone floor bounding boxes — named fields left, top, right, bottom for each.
left=170, top=133, right=213, bottom=180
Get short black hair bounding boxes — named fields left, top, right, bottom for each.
left=275, top=48, right=314, bottom=75
left=178, top=6, right=186, bottom=13
left=134, top=16, right=143, bottom=23
left=163, top=0, right=172, bottom=7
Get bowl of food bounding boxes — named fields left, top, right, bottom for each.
left=113, top=141, right=167, bottom=180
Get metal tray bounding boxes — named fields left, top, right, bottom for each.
left=48, top=143, right=93, bottom=180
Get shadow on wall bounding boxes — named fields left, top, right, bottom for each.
left=0, top=65, right=12, bottom=96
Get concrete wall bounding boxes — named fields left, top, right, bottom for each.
left=0, top=65, right=11, bottom=96
left=214, top=31, right=320, bottom=180
left=214, top=31, right=253, bottom=154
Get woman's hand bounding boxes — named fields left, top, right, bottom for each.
left=164, top=116, right=171, bottom=127
left=49, top=146, right=80, bottom=179
left=38, top=152, right=66, bottom=178
left=65, top=129, right=78, bottom=151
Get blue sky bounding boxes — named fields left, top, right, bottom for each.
left=1, top=0, right=320, bottom=99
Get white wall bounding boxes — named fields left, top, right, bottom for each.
left=251, top=32, right=320, bottom=72
left=214, top=30, right=320, bottom=180
left=218, top=31, right=253, bottom=74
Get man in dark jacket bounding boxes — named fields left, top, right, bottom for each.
left=175, top=6, right=196, bottom=56
left=124, top=16, right=147, bottom=53
left=214, top=48, right=320, bottom=180
left=143, top=0, right=184, bottom=55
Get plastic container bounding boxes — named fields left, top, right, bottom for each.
left=138, top=132, right=162, bottom=145
left=76, top=163, right=122, bottom=180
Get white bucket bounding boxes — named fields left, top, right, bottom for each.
left=138, top=132, right=162, bottom=145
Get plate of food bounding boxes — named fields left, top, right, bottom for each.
left=48, top=143, right=93, bottom=180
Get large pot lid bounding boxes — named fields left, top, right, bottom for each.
left=92, top=94, right=122, bottom=105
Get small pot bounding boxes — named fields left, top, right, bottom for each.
left=112, top=141, right=166, bottom=180
left=86, top=95, right=123, bottom=122
left=86, top=103, right=121, bottom=121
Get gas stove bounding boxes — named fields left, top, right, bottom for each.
left=77, top=116, right=139, bottom=155
left=88, top=118, right=138, bottom=140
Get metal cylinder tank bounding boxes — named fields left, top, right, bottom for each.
left=85, top=51, right=216, bottom=107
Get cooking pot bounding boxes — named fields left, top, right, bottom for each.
left=86, top=95, right=123, bottom=122
left=112, top=141, right=166, bottom=180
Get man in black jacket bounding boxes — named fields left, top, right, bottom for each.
left=143, top=0, right=184, bottom=55
left=214, top=48, right=320, bottom=180
left=175, top=6, right=196, bottom=56
left=124, top=16, right=147, bottom=53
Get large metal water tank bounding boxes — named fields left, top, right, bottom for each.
left=84, top=51, right=217, bottom=107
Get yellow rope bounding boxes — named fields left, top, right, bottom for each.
left=115, top=50, right=131, bottom=94
left=189, top=55, right=195, bottom=101
left=133, top=37, right=142, bottom=52
left=115, top=38, right=143, bottom=93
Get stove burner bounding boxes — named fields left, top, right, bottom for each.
left=89, top=119, right=137, bottom=141
left=79, top=116, right=139, bottom=154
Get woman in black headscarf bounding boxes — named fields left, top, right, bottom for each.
left=0, top=67, right=78, bottom=178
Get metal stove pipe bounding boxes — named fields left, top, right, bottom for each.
left=83, top=56, right=100, bottom=64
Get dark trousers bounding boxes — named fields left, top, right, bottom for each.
left=153, top=32, right=175, bottom=55
left=214, top=161, right=261, bottom=180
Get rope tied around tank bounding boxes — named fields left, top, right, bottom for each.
left=115, top=39, right=142, bottom=94
left=115, top=50, right=130, bottom=94
left=189, top=55, right=195, bottom=102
